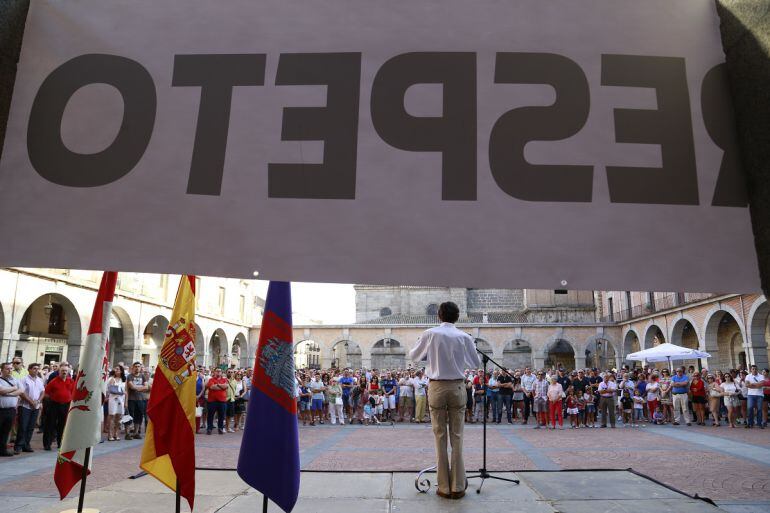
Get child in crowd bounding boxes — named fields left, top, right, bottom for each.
left=364, top=396, right=374, bottom=425
left=632, top=389, right=645, bottom=425
left=374, top=390, right=384, bottom=422
left=566, top=389, right=579, bottom=428
left=621, top=390, right=634, bottom=427
left=583, top=390, right=595, bottom=427
left=576, top=390, right=586, bottom=427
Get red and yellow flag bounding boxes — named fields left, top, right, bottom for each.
left=141, top=276, right=197, bottom=509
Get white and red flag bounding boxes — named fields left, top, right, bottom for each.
left=54, top=271, right=118, bottom=499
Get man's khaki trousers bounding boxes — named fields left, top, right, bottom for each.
left=428, top=380, right=467, bottom=494
left=415, top=395, right=427, bottom=422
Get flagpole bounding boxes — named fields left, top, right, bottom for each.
left=62, top=447, right=97, bottom=513
left=78, top=447, right=91, bottom=513
left=176, top=478, right=181, bottom=513
left=263, top=494, right=268, bottom=513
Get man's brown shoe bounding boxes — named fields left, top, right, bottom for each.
left=436, top=490, right=452, bottom=499
left=451, top=491, right=466, bottom=499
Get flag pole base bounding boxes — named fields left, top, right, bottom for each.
left=60, top=509, right=100, bottom=513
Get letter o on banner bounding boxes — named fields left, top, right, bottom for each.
left=27, top=54, right=156, bottom=187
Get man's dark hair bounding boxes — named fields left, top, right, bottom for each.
left=438, top=302, right=460, bottom=323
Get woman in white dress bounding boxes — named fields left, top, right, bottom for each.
left=719, top=373, right=740, bottom=428
left=106, top=366, right=126, bottom=441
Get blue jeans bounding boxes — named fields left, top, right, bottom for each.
left=747, top=395, right=763, bottom=427
left=490, top=393, right=501, bottom=422
left=15, top=407, right=39, bottom=450
left=207, top=401, right=226, bottom=432
left=497, top=395, right=512, bottom=422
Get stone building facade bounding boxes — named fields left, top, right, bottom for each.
left=0, top=268, right=263, bottom=370
left=280, top=287, right=770, bottom=373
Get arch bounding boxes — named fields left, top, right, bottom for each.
left=379, top=307, right=392, bottom=317
left=108, top=305, right=135, bottom=366
left=18, top=293, right=82, bottom=365
left=502, top=338, right=532, bottom=370
left=747, top=297, right=769, bottom=368
left=669, top=314, right=700, bottom=346
left=623, top=330, right=642, bottom=365
left=643, top=323, right=666, bottom=349
left=192, top=322, right=205, bottom=366
left=669, top=317, right=700, bottom=370
left=621, top=328, right=640, bottom=354
left=544, top=338, right=575, bottom=371
left=584, top=335, right=618, bottom=370
left=372, top=338, right=406, bottom=370
left=474, top=338, right=493, bottom=357
left=704, top=307, right=746, bottom=370
left=142, top=315, right=169, bottom=368
left=232, top=332, right=248, bottom=368
left=209, top=328, right=229, bottom=368
left=294, top=339, right=321, bottom=370
left=728, top=332, right=744, bottom=369
left=332, top=339, right=362, bottom=369
left=426, top=303, right=439, bottom=316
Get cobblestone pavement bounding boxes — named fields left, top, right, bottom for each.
left=1, top=421, right=768, bottom=509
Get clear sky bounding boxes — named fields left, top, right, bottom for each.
left=253, top=281, right=356, bottom=324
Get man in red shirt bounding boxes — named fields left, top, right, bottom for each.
left=206, top=368, right=228, bottom=435
left=42, top=362, right=74, bottom=451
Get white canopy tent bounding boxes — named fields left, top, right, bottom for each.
left=626, top=343, right=711, bottom=371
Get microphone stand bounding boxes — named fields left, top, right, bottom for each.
left=466, top=349, right=520, bottom=493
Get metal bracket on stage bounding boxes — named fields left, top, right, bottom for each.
left=414, top=466, right=469, bottom=493
left=415, top=465, right=437, bottom=493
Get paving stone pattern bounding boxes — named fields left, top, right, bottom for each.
left=0, top=422, right=768, bottom=506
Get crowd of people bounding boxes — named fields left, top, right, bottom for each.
left=2, top=356, right=768, bottom=457
left=291, top=364, right=770, bottom=430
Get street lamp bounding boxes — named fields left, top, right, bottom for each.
left=43, top=295, right=54, bottom=316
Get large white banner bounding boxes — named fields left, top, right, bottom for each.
left=0, top=0, right=760, bottom=292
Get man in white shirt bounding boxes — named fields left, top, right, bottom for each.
left=745, top=365, right=765, bottom=429
left=410, top=302, right=480, bottom=500
left=597, top=374, right=618, bottom=428
left=411, top=370, right=429, bottom=423
left=14, top=363, right=45, bottom=453
left=0, top=362, right=23, bottom=457
left=520, top=367, right=536, bottom=424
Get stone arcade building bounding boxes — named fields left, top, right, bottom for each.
left=287, top=286, right=770, bottom=373
left=0, top=268, right=263, bottom=370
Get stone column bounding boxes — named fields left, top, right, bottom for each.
left=532, top=356, right=545, bottom=370
left=746, top=341, right=769, bottom=369
left=66, top=339, right=83, bottom=367
left=492, top=346, right=505, bottom=368
left=361, top=348, right=372, bottom=370
left=320, top=347, right=333, bottom=370
left=574, top=355, right=587, bottom=371
left=1, top=331, right=17, bottom=363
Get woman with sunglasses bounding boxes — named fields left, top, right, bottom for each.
left=233, top=370, right=246, bottom=431
left=719, top=372, right=739, bottom=428
left=737, top=370, right=748, bottom=425
left=646, top=373, right=660, bottom=424
left=706, top=375, right=721, bottom=426
left=658, top=369, right=673, bottom=424
left=689, top=373, right=707, bottom=425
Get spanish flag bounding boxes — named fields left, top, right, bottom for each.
left=141, top=275, right=197, bottom=509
